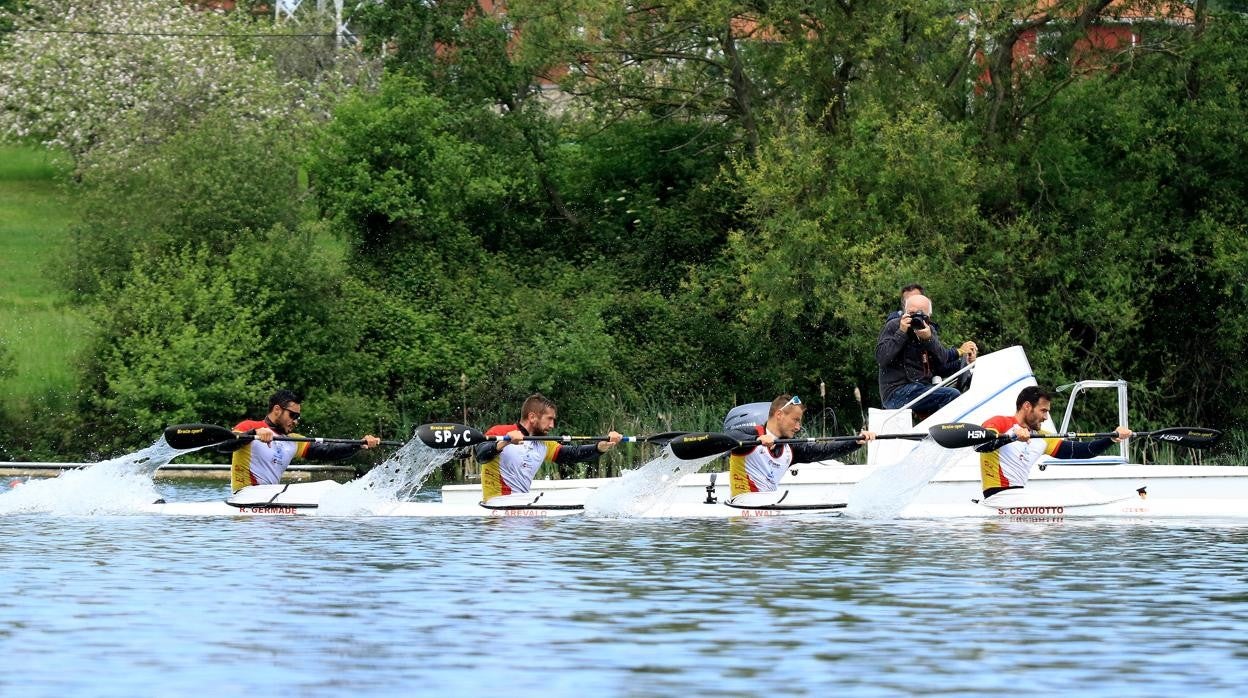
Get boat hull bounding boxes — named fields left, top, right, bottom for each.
left=135, top=461, right=1248, bottom=519
left=141, top=500, right=585, bottom=517
left=139, top=501, right=845, bottom=518
left=439, top=462, right=1248, bottom=519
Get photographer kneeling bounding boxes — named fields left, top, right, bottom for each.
left=875, top=294, right=977, bottom=415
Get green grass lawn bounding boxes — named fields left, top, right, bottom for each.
left=0, top=144, right=90, bottom=412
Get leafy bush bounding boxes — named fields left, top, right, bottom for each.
left=0, top=0, right=327, bottom=160
left=64, top=111, right=310, bottom=298
left=0, top=336, right=13, bottom=382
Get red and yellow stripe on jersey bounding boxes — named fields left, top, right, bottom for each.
left=479, top=424, right=562, bottom=500
left=979, top=415, right=1061, bottom=492
left=230, top=419, right=310, bottom=492
left=728, top=425, right=795, bottom=497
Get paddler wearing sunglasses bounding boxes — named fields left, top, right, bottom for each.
left=727, top=394, right=875, bottom=497
left=225, top=389, right=381, bottom=492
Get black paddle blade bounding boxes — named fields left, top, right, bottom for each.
left=668, top=432, right=741, bottom=460
left=928, top=422, right=1000, bottom=449
left=164, top=423, right=236, bottom=450
left=1147, top=427, right=1223, bottom=450
left=415, top=423, right=488, bottom=449
left=641, top=431, right=688, bottom=446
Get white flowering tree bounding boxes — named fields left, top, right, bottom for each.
left=0, top=0, right=347, bottom=160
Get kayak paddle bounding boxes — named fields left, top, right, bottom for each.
left=927, top=422, right=1223, bottom=450
left=668, top=431, right=925, bottom=461
left=414, top=422, right=685, bottom=450
left=164, top=423, right=404, bottom=451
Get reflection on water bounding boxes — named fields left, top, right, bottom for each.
left=1, top=502, right=1246, bottom=696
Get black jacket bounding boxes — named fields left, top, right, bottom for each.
left=876, top=317, right=963, bottom=404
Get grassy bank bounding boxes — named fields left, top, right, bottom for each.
left=0, top=144, right=89, bottom=413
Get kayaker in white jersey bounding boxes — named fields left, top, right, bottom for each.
left=225, top=389, right=381, bottom=492
left=474, top=393, right=622, bottom=500
left=979, top=385, right=1132, bottom=499
left=725, top=394, right=875, bottom=497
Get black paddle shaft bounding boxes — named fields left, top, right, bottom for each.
left=670, top=431, right=925, bottom=460
left=927, top=422, right=1223, bottom=450
left=415, top=422, right=681, bottom=449
left=164, top=423, right=402, bottom=450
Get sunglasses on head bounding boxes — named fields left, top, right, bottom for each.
left=781, top=395, right=802, bottom=411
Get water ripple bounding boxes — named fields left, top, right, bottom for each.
left=1, top=494, right=1247, bottom=696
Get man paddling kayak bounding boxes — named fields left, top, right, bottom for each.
left=980, top=386, right=1131, bottom=499
left=474, top=393, right=622, bottom=500
left=226, top=390, right=381, bottom=492
left=727, top=394, right=875, bottom=497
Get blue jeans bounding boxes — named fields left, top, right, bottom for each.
left=884, top=382, right=961, bottom=414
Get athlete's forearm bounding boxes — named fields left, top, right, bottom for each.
left=1053, top=437, right=1115, bottom=460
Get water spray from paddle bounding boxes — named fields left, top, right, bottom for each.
left=318, top=440, right=456, bottom=514
left=584, top=447, right=723, bottom=517
left=845, top=439, right=963, bottom=518
left=0, top=437, right=191, bottom=515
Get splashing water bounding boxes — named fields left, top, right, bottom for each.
left=584, top=447, right=724, bottom=517
left=0, top=438, right=186, bottom=515
left=845, top=439, right=964, bottom=519
left=318, top=440, right=456, bottom=515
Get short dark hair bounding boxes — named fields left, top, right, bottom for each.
left=520, top=393, right=557, bottom=420
left=1016, top=386, right=1052, bottom=410
left=901, top=283, right=925, bottom=295
left=268, top=389, right=301, bottom=410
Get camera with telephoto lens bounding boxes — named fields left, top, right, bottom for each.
left=908, top=311, right=929, bottom=330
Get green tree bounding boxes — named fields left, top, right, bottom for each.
left=81, top=245, right=276, bottom=452
left=354, top=0, right=585, bottom=224
left=0, top=0, right=306, bottom=160
left=723, top=104, right=986, bottom=402
left=65, top=111, right=310, bottom=298
left=983, top=11, right=1248, bottom=425
left=79, top=225, right=439, bottom=453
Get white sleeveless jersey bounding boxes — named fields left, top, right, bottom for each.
left=230, top=420, right=310, bottom=491
left=729, top=430, right=794, bottom=495
left=245, top=439, right=304, bottom=486
left=498, top=440, right=551, bottom=494
left=980, top=416, right=1060, bottom=491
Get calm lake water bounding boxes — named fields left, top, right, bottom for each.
left=2, top=479, right=1247, bottom=697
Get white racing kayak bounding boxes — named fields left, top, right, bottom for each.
left=138, top=474, right=1248, bottom=520
left=713, top=490, right=846, bottom=517
left=143, top=482, right=589, bottom=518
left=140, top=482, right=848, bottom=518
left=479, top=490, right=588, bottom=512
left=901, top=483, right=1248, bottom=520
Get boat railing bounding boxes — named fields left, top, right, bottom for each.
left=1041, top=379, right=1130, bottom=466
left=878, top=360, right=978, bottom=433
left=867, top=348, right=1132, bottom=468
left=867, top=362, right=978, bottom=467
left=869, top=345, right=1038, bottom=466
